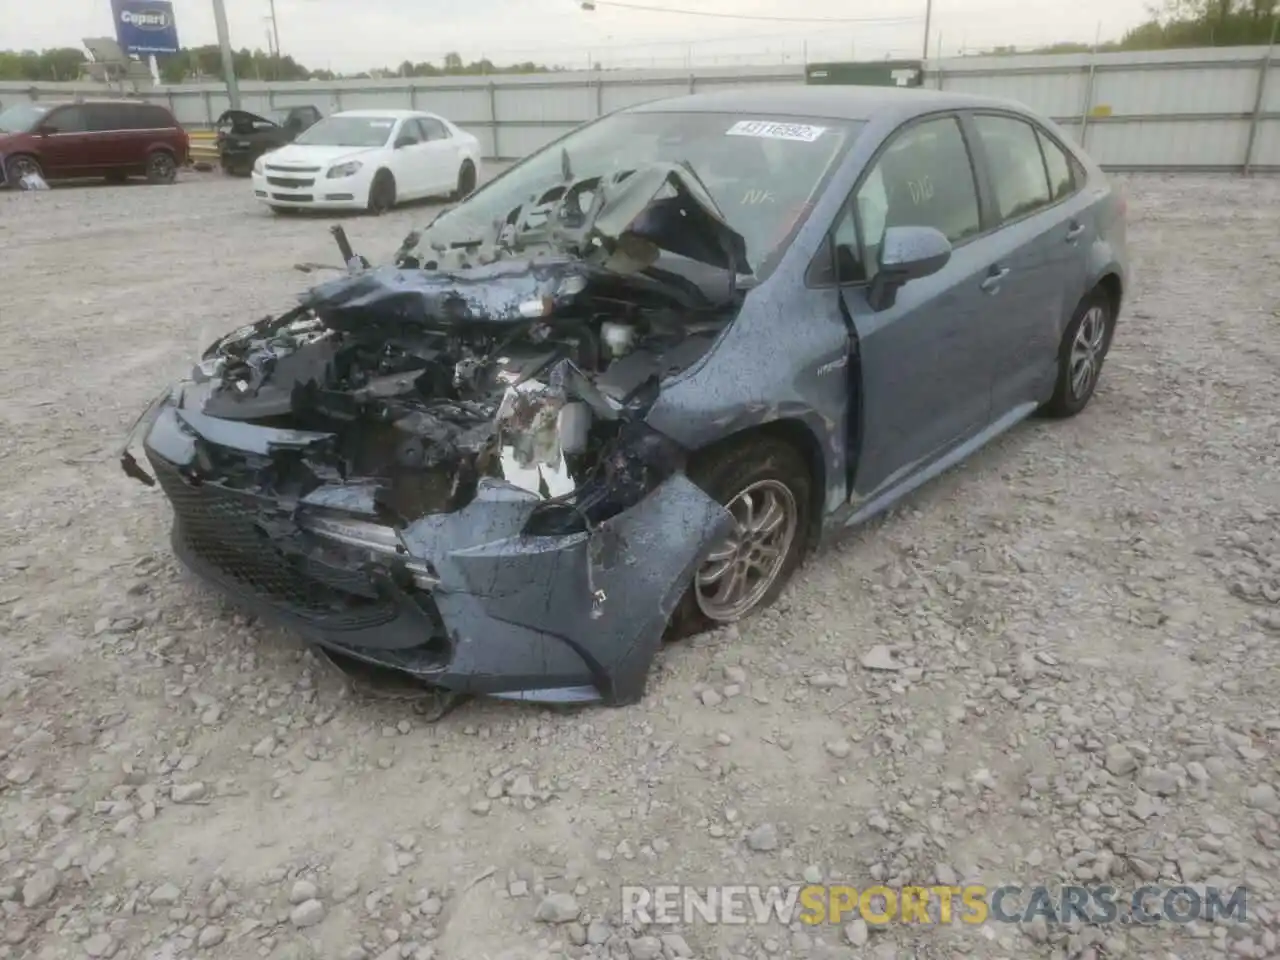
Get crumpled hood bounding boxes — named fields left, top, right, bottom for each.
left=402, top=161, right=749, bottom=276
left=262, top=143, right=380, bottom=168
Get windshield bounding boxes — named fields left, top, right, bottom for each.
left=294, top=116, right=394, bottom=148
left=420, top=110, right=860, bottom=275
left=0, top=103, right=49, bottom=134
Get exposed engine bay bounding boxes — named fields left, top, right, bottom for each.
left=159, top=161, right=754, bottom=534
left=183, top=255, right=735, bottom=531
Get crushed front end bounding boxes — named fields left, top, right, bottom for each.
left=123, top=166, right=747, bottom=705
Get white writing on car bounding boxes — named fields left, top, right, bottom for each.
left=726, top=120, right=828, bottom=143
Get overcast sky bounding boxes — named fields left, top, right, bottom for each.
left=14, top=0, right=1153, bottom=73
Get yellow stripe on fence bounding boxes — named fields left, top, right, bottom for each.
left=187, top=129, right=218, bottom=163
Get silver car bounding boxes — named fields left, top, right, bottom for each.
left=121, top=86, right=1127, bottom=712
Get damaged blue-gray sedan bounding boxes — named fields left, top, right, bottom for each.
left=120, top=87, right=1127, bottom=709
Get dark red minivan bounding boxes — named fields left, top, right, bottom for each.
left=0, top=99, right=189, bottom=186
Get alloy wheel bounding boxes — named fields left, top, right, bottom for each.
left=149, top=152, right=175, bottom=182
left=695, top=479, right=799, bottom=621
left=1069, top=305, right=1108, bottom=400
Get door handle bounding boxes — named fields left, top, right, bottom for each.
left=1065, top=221, right=1085, bottom=242
left=980, top=266, right=1011, bottom=293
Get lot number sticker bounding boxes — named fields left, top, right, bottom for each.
left=726, top=120, right=828, bottom=142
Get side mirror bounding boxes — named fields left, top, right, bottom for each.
left=867, top=225, right=951, bottom=311
left=394, top=135, right=415, bottom=149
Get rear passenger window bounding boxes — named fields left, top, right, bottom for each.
left=86, top=104, right=124, bottom=132
left=136, top=104, right=174, bottom=129
left=973, top=114, right=1052, bottom=221
left=1037, top=129, right=1076, bottom=201
left=826, top=115, right=981, bottom=284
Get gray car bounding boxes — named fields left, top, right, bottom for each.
left=120, top=86, right=1127, bottom=711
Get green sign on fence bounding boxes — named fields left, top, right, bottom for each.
left=805, top=60, right=924, bottom=87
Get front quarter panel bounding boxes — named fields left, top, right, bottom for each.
left=642, top=113, right=902, bottom=520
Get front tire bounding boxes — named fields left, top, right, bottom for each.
left=1040, top=287, right=1115, bottom=418
left=367, top=170, right=396, bottom=215
left=671, top=436, right=812, bottom=637
left=5, top=154, right=43, bottom=185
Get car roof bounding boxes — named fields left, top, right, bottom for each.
left=623, top=85, right=1024, bottom=123
left=331, top=109, right=433, bottom=119
left=33, top=99, right=164, bottom=108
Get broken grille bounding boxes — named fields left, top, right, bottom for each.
left=148, top=452, right=397, bottom=630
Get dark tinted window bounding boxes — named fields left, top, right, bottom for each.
left=136, top=104, right=175, bottom=129
left=826, top=115, right=981, bottom=284
left=43, top=106, right=88, bottom=133
left=85, top=103, right=126, bottom=132
left=1037, top=129, right=1075, bottom=201
left=419, top=117, right=450, bottom=140
left=973, top=114, right=1053, bottom=222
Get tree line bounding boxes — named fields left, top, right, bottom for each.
left=1, top=0, right=1276, bottom=84
left=0, top=48, right=554, bottom=84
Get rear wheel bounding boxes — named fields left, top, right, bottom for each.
left=367, top=170, right=396, bottom=215
left=146, top=149, right=177, bottom=184
left=5, top=154, right=43, bottom=184
left=452, top=160, right=476, bottom=201
left=1040, top=287, right=1116, bottom=418
left=670, top=436, right=812, bottom=637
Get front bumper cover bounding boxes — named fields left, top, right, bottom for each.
left=131, top=396, right=733, bottom=706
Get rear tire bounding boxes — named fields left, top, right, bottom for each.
left=145, top=149, right=177, bottom=185
left=5, top=154, right=43, bottom=185
left=367, top=170, right=396, bottom=215
left=1040, top=287, right=1116, bottom=418
left=669, top=436, right=812, bottom=639
left=452, top=160, right=476, bottom=201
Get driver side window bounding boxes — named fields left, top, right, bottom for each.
left=831, top=115, right=981, bottom=284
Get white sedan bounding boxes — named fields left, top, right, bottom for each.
left=251, top=109, right=482, bottom=214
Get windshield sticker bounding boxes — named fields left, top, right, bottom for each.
left=726, top=120, right=828, bottom=142
left=368, top=121, right=394, bottom=128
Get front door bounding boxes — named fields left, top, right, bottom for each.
left=36, top=105, right=92, bottom=177
left=416, top=116, right=461, bottom=195
left=832, top=113, right=997, bottom=499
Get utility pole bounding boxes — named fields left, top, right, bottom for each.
left=212, top=0, right=241, bottom=109
left=268, top=0, right=282, bottom=61
left=922, top=0, right=933, bottom=60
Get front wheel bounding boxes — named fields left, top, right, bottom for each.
left=366, top=170, right=396, bottom=215
left=5, top=154, right=43, bottom=185
left=1040, top=288, right=1116, bottom=418
left=671, top=436, right=812, bottom=636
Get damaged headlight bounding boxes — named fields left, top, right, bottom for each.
left=326, top=161, right=363, bottom=179
left=521, top=422, right=686, bottom=537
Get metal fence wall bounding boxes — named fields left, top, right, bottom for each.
left=2, top=44, right=1276, bottom=171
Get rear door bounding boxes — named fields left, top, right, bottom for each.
left=89, top=103, right=140, bottom=170
left=963, top=112, right=1095, bottom=412
left=36, top=105, right=93, bottom=177
left=830, top=113, right=999, bottom=498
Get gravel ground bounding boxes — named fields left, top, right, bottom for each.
left=1, top=169, right=1279, bottom=960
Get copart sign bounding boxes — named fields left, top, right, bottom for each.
left=111, top=0, right=180, bottom=55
